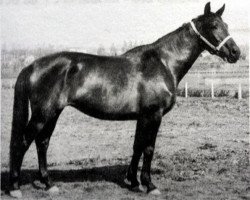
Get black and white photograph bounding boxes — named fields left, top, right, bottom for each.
left=1, top=0, right=249, bottom=199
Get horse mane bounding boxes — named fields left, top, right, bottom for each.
left=123, top=21, right=194, bottom=57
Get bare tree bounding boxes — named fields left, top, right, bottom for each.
left=109, top=43, right=117, bottom=56
left=97, top=44, right=106, bottom=55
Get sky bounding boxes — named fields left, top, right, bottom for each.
left=1, top=0, right=249, bottom=50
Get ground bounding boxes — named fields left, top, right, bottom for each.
left=1, top=87, right=249, bottom=200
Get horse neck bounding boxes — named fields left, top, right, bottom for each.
left=155, top=23, right=204, bottom=85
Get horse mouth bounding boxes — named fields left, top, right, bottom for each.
left=222, top=56, right=238, bottom=63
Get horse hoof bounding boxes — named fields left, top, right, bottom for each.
left=149, top=188, right=161, bottom=195
left=131, top=185, right=145, bottom=193
left=47, top=186, right=59, bottom=194
left=124, top=178, right=131, bottom=185
left=9, top=190, right=22, bottom=198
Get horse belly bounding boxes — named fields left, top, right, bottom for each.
left=71, top=77, right=140, bottom=120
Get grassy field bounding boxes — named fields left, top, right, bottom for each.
left=1, top=87, right=249, bottom=200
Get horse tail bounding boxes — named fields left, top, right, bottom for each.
left=10, top=66, right=31, bottom=142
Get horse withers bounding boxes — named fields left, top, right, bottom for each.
left=9, top=2, right=240, bottom=198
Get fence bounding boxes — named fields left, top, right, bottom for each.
left=179, top=69, right=249, bottom=99
left=182, top=81, right=246, bottom=100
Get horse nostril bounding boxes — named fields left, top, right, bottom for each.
left=231, top=49, right=237, bottom=55
left=231, top=47, right=239, bottom=56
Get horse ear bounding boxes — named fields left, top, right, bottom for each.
left=216, top=4, right=225, bottom=16
left=204, top=2, right=211, bottom=15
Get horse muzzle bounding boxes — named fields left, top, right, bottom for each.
left=220, top=42, right=241, bottom=63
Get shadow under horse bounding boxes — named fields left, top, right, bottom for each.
left=8, top=2, right=240, bottom=198
left=2, top=165, right=163, bottom=192
left=2, top=165, right=128, bottom=192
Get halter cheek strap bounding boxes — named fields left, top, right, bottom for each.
left=190, top=21, right=232, bottom=52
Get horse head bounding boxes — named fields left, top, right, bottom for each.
left=191, top=2, right=240, bottom=63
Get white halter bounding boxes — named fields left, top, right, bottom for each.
left=190, top=20, right=232, bottom=52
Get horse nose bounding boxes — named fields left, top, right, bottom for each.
left=231, top=46, right=240, bottom=59
left=231, top=48, right=237, bottom=55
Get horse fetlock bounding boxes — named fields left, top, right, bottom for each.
left=125, top=176, right=145, bottom=193
left=39, top=171, right=49, bottom=182
left=125, top=166, right=138, bottom=185
left=125, top=168, right=132, bottom=181
left=40, top=177, right=52, bottom=188
left=140, top=172, right=151, bottom=186
left=141, top=179, right=157, bottom=194
left=124, top=177, right=132, bottom=186
left=130, top=185, right=145, bottom=193
left=130, top=179, right=140, bottom=188
left=9, top=176, right=20, bottom=191
left=124, top=171, right=140, bottom=189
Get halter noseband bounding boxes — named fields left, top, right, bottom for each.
left=190, top=20, right=232, bottom=53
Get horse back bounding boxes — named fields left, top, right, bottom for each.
left=26, top=52, right=141, bottom=119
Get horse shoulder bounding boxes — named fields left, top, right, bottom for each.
left=139, top=50, right=176, bottom=112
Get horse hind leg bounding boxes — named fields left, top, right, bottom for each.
left=35, top=112, right=61, bottom=193
left=9, top=113, right=47, bottom=198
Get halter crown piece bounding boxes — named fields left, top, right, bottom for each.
left=190, top=20, right=232, bottom=52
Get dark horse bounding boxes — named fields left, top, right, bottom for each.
left=9, top=2, right=240, bottom=198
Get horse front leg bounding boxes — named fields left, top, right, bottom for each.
left=125, top=120, right=144, bottom=192
left=126, top=109, right=162, bottom=194
left=140, top=110, right=162, bottom=195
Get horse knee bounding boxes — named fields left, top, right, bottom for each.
left=153, top=113, right=162, bottom=122
left=144, top=146, right=154, bottom=156
left=10, top=136, right=30, bottom=154
left=36, top=137, right=50, bottom=148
